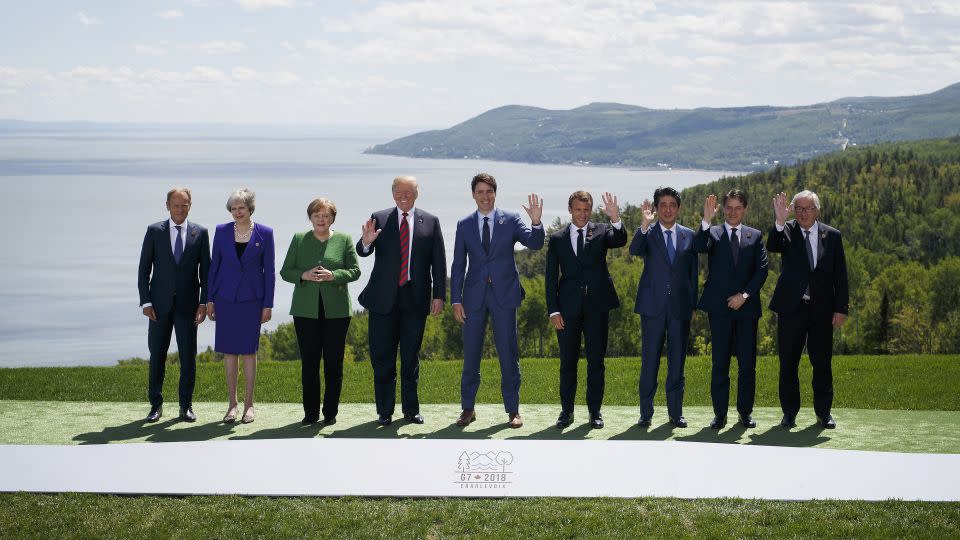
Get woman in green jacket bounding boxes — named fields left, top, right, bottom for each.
left=280, top=198, right=361, bottom=424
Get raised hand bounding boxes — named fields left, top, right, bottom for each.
left=361, top=217, right=382, bottom=245
left=641, top=199, right=656, bottom=228
left=773, top=192, right=792, bottom=226
left=521, top=193, right=543, bottom=225
left=703, top=194, right=719, bottom=223
left=600, top=192, right=620, bottom=222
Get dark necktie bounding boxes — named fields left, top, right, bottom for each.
left=398, top=212, right=410, bottom=286
left=576, top=228, right=584, bottom=257
left=665, top=229, right=675, bottom=264
left=482, top=217, right=491, bottom=254
left=804, top=230, right=815, bottom=270
left=173, top=225, right=183, bottom=264
left=730, top=227, right=739, bottom=266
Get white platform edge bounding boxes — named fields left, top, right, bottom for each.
left=2, top=439, right=959, bottom=500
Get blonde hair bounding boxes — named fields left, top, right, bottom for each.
left=307, top=198, right=337, bottom=221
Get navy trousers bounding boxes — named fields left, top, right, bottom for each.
left=460, top=285, right=522, bottom=414
left=638, top=314, right=690, bottom=420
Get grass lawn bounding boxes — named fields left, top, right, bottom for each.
left=2, top=355, right=959, bottom=537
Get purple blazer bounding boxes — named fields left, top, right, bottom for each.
left=208, top=222, right=275, bottom=308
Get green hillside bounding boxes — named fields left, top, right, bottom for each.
left=365, top=83, right=960, bottom=170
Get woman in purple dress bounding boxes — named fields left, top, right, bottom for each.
left=207, top=187, right=275, bottom=424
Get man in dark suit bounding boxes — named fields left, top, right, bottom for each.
left=630, top=187, right=698, bottom=428
left=768, top=190, right=849, bottom=429
left=694, top=190, right=769, bottom=430
left=546, top=191, right=627, bottom=429
left=138, top=187, right=211, bottom=423
left=357, top=175, right=447, bottom=426
left=450, top=172, right=544, bottom=428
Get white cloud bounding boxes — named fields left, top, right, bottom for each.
left=195, top=40, right=248, bottom=55
left=75, top=12, right=101, bottom=26
left=155, top=9, right=183, bottom=20
left=235, top=0, right=296, bottom=10
left=135, top=45, right=167, bottom=57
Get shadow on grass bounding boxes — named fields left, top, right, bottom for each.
left=73, top=418, right=179, bottom=445
left=515, top=422, right=594, bottom=440
left=745, top=422, right=832, bottom=448
left=230, top=421, right=330, bottom=440
left=607, top=421, right=677, bottom=441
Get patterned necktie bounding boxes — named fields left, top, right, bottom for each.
left=576, top=228, right=584, bottom=257
left=665, top=229, right=675, bottom=264
left=174, top=225, right=183, bottom=264
left=398, top=212, right=410, bottom=286
left=482, top=217, right=491, bottom=254
left=730, top=227, right=739, bottom=266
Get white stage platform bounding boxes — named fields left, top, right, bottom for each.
left=2, top=438, right=958, bottom=500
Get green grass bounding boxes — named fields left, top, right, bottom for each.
left=2, top=355, right=958, bottom=410
left=1, top=493, right=958, bottom=539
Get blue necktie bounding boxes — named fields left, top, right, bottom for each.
left=665, top=229, right=675, bottom=264
left=482, top=217, right=491, bottom=254
left=174, top=225, right=183, bottom=264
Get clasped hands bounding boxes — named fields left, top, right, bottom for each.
left=302, top=266, right=334, bottom=283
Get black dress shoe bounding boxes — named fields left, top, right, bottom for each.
left=556, top=412, right=574, bottom=429
left=377, top=415, right=392, bottom=426
left=780, top=415, right=797, bottom=428
left=709, top=416, right=727, bottom=430
left=637, top=416, right=652, bottom=427
left=323, top=417, right=337, bottom=425
left=302, top=416, right=319, bottom=425
left=739, top=414, right=756, bottom=428
left=818, top=415, right=836, bottom=429
left=179, top=406, right=196, bottom=422
left=146, top=405, right=162, bottom=423
left=669, top=416, right=688, bottom=428
left=589, top=415, right=604, bottom=429
left=404, top=413, right=424, bottom=424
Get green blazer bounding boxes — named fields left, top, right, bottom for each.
left=280, top=231, right=361, bottom=319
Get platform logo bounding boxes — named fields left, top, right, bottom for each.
left=454, top=450, right=514, bottom=489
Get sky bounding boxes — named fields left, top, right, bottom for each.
left=1, top=0, right=958, bottom=129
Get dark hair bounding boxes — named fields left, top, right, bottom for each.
left=653, top=187, right=681, bottom=208
left=471, top=172, right=497, bottom=193
left=568, top=190, right=593, bottom=209
left=722, top=189, right=748, bottom=207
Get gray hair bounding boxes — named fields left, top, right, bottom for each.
left=392, top=175, right=419, bottom=193
left=226, top=187, right=256, bottom=214
left=791, top=190, right=821, bottom=210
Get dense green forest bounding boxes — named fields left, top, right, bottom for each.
left=156, top=137, right=960, bottom=366
left=365, top=83, right=960, bottom=170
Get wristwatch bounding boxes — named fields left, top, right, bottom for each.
left=741, top=292, right=750, bottom=300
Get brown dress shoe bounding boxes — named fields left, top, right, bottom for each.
left=508, top=413, right=523, bottom=428
left=456, top=410, right=476, bottom=426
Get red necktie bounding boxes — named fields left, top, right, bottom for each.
left=398, top=212, right=410, bottom=286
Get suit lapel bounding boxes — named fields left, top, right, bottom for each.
left=160, top=221, right=177, bottom=264
left=650, top=223, right=670, bottom=265
left=817, top=224, right=826, bottom=266
left=488, top=209, right=505, bottom=257
left=240, top=223, right=260, bottom=266
left=581, top=222, right=595, bottom=259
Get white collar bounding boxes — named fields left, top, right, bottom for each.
left=478, top=208, right=496, bottom=220
left=396, top=207, right=416, bottom=218
left=569, top=222, right=589, bottom=234
left=168, top=218, right=188, bottom=230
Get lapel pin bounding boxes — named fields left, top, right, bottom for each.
left=746, top=232, right=752, bottom=239
left=256, top=242, right=261, bottom=247
left=418, top=216, right=424, bottom=224
left=498, top=217, right=505, bottom=225
left=821, top=232, right=826, bottom=240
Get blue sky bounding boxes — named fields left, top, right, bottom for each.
left=1, top=1, right=958, bottom=128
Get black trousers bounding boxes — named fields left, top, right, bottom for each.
left=368, top=283, right=427, bottom=417
left=777, top=304, right=834, bottom=418
left=147, top=297, right=197, bottom=409
left=557, top=308, right=608, bottom=417
left=293, top=298, right=351, bottom=420
left=709, top=315, right=758, bottom=418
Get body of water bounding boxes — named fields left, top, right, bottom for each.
left=0, top=131, right=735, bottom=366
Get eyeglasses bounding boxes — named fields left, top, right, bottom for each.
left=794, top=206, right=817, bottom=214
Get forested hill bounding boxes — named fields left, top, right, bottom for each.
left=365, top=83, right=960, bottom=171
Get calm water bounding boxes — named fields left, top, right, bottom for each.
left=0, top=131, right=734, bottom=366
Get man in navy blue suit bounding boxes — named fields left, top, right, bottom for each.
left=630, top=187, right=698, bottom=428
left=138, top=187, right=210, bottom=423
left=694, top=190, right=768, bottom=430
left=450, top=173, right=544, bottom=428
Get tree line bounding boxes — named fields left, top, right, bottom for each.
left=152, top=137, right=960, bottom=365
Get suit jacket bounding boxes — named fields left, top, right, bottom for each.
left=767, top=220, right=849, bottom=318
left=694, top=224, right=769, bottom=319
left=138, top=220, right=210, bottom=315
left=545, top=222, right=627, bottom=318
left=450, top=208, right=545, bottom=311
left=280, top=231, right=361, bottom=319
left=356, top=207, right=446, bottom=316
left=629, top=222, right=698, bottom=320
left=207, top=222, right=276, bottom=308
